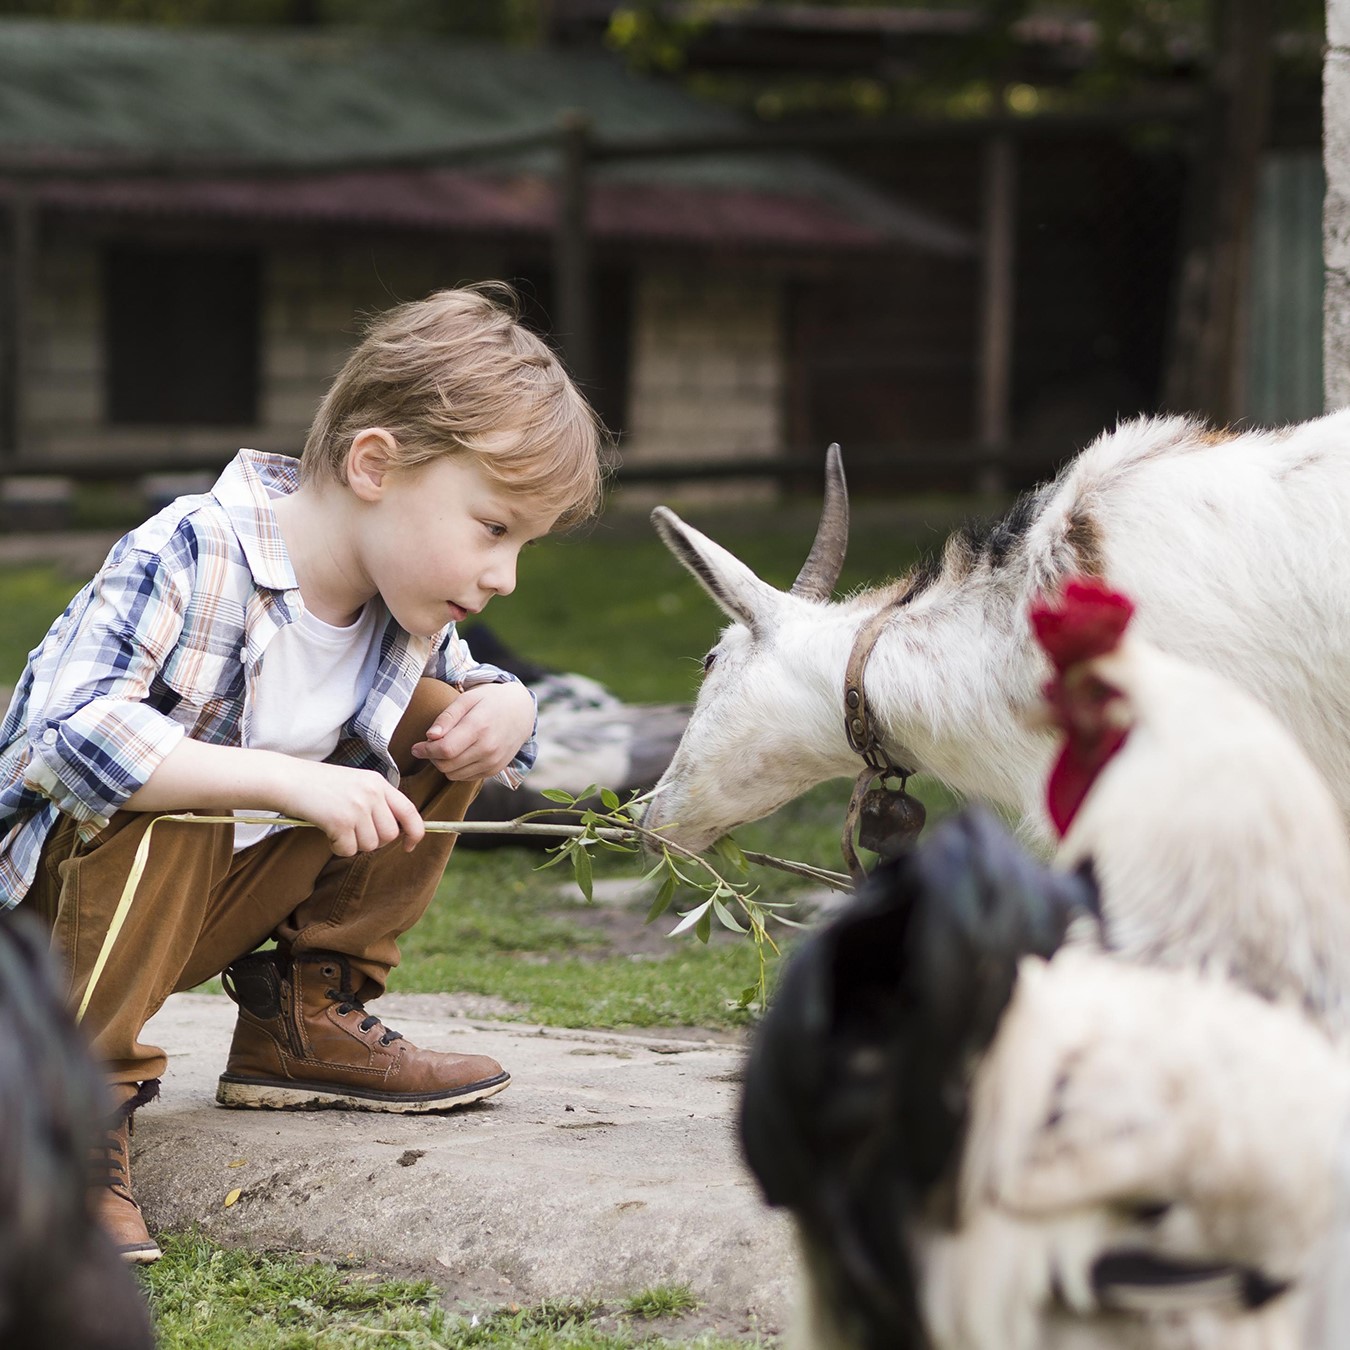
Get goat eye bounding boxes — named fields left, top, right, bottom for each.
left=702, top=651, right=717, bottom=674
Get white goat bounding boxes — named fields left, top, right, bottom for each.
left=645, top=412, right=1350, bottom=850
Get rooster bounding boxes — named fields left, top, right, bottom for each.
left=741, top=808, right=1350, bottom=1350
left=1030, top=576, right=1350, bottom=1036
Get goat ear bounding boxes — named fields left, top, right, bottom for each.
left=651, top=506, right=780, bottom=629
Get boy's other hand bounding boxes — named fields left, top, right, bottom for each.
left=281, top=760, right=425, bottom=856
left=411, top=681, right=535, bottom=781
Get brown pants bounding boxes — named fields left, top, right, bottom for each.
left=23, top=680, right=479, bottom=1088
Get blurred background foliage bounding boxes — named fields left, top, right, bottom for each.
left=0, top=0, right=1319, bottom=224
left=0, top=1, right=1324, bottom=110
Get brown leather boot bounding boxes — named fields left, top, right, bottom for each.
left=90, top=1085, right=161, bottom=1265
left=215, top=949, right=510, bottom=1112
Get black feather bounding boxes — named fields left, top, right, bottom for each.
left=739, top=806, right=1097, bottom=1350
left=0, top=909, right=155, bottom=1350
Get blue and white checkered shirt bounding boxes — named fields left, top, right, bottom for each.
left=0, top=449, right=536, bottom=909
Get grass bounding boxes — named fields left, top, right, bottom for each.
left=622, top=1286, right=701, bottom=1321
left=140, top=1233, right=758, bottom=1349
left=0, top=563, right=83, bottom=677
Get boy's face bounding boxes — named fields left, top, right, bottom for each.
left=359, top=454, right=557, bottom=637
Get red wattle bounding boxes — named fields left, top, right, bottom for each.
left=1046, top=726, right=1129, bottom=837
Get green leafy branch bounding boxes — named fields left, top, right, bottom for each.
left=521, top=784, right=849, bottom=1012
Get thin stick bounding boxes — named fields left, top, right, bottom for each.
left=741, top=849, right=852, bottom=892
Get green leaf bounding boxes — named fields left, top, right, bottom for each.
left=694, top=908, right=713, bottom=944
left=669, top=899, right=711, bottom=936
left=646, top=873, right=677, bottom=924
left=737, top=986, right=761, bottom=1009
left=571, top=842, right=594, bottom=903
left=599, top=786, right=621, bottom=811
left=539, top=788, right=576, bottom=804
left=712, top=897, right=747, bottom=933
left=533, top=844, right=570, bottom=871
left=711, top=836, right=749, bottom=875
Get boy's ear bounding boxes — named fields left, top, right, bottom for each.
left=346, top=429, right=399, bottom=502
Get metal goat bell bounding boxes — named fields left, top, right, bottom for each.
left=858, top=782, right=926, bottom=859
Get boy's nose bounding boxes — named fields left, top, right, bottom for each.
left=484, top=556, right=517, bottom=597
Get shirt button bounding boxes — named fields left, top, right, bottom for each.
left=42, top=728, right=57, bottom=745
left=239, top=648, right=248, bottom=663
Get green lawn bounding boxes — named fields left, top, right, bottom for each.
left=0, top=488, right=978, bottom=1349
left=139, top=1234, right=765, bottom=1350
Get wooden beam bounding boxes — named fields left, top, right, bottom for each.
left=553, top=110, right=594, bottom=386
left=0, top=195, right=35, bottom=460
left=975, top=132, right=1017, bottom=494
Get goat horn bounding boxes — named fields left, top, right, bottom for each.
left=789, top=443, right=849, bottom=600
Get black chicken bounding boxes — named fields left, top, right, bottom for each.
left=0, top=910, right=155, bottom=1350
left=741, top=806, right=1092, bottom=1349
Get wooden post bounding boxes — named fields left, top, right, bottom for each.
left=975, top=131, right=1017, bottom=495
left=0, top=194, right=35, bottom=461
left=554, top=110, right=594, bottom=386
left=1162, top=0, right=1273, bottom=419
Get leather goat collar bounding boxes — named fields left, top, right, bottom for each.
left=841, top=603, right=923, bottom=882
left=843, top=603, right=914, bottom=779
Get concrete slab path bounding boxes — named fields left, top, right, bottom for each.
left=133, top=992, right=797, bottom=1334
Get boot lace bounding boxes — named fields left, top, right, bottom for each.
left=91, top=1124, right=132, bottom=1197
left=325, top=987, right=404, bottom=1047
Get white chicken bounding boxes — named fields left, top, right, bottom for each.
left=741, top=809, right=1350, bottom=1350
left=919, top=949, right=1350, bottom=1350
left=1030, top=576, right=1350, bottom=1037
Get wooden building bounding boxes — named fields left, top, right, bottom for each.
left=0, top=13, right=1323, bottom=515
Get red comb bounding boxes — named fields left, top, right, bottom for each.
left=1030, top=577, right=1135, bottom=672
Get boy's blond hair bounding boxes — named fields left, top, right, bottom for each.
left=303, top=284, right=606, bottom=528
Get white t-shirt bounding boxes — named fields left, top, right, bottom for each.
left=234, top=602, right=383, bottom=850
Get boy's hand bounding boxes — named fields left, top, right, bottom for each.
left=279, top=760, right=425, bottom=856
left=411, top=681, right=536, bottom=781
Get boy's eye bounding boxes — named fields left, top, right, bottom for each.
left=484, top=522, right=508, bottom=539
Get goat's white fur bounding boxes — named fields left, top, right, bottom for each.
left=646, top=412, right=1350, bottom=851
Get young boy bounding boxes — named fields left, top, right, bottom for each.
left=0, top=285, right=604, bottom=1264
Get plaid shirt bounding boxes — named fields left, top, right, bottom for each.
left=0, top=449, right=535, bottom=909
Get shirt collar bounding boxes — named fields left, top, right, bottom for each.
left=209, top=449, right=302, bottom=592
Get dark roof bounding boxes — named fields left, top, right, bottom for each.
left=26, top=168, right=925, bottom=250
left=0, top=19, right=973, bottom=254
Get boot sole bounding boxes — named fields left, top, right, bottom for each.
left=213, top=1070, right=510, bottom=1113
left=119, top=1241, right=163, bottom=1265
